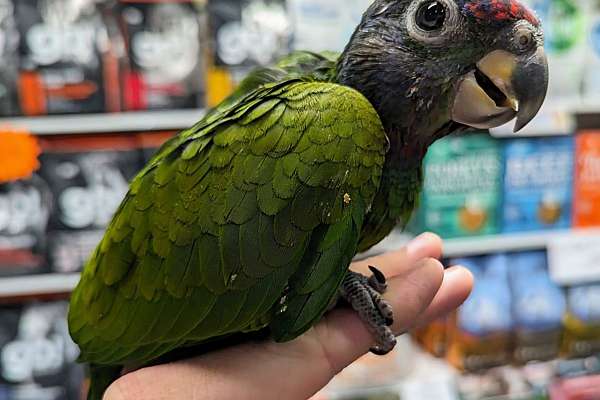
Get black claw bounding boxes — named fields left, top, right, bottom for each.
left=370, top=346, right=392, bottom=356
left=368, top=266, right=386, bottom=284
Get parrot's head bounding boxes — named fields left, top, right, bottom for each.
left=337, top=0, right=548, bottom=147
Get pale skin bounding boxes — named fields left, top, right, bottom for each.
left=104, top=233, right=474, bottom=400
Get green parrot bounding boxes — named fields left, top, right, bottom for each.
left=68, top=0, right=549, bottom=398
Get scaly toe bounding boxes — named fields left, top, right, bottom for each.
left=340, top=270, right=397, bottom=356
left=368, top=266, right=387, bottom=293
left=369, top=326, right=397, bottom=355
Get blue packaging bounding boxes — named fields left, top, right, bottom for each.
left=456, top=255, right=513, bottom=336
left=562, top=284, right=600, bottom=357
left=509, top=251, right=566, bottom=362
left=447, top=255, right=513, bottom=371
left=502, top=137, right=574, bottom=232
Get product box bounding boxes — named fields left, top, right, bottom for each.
left=562, top=284, right=600, bottom=358
left=573, top=131, right=600, bottom=228
left=0, top=176, right=51, bottom=277
left=508, top=251, right=566, bottom=363
left=207, top=0, right=292, bottom=106
left=446, top=255, right=513, bottom=371
left=583, top=0, right=600, bottom=100
left=0, top=301, right=84, bottom=400
left=209, top=0, right=291, bottom=68
left=117, top=0, right=207, bottom=111
left=412, top=316, right=448, bottom=358
left=15, top=0, right=121, bottom=115
left=526, top=0, right=589, bottom=101
left=502, top=137, right=574, bottom=233
left=288, top=0, right=370, bottom=53
left=0, top=0, right=20, bottom=116
left=413, top=132, right=503, bottom=238
left=37, top=135, right=142, bottom=273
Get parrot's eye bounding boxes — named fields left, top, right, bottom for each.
left=416, top=1, right=446, bottom=31
left=407, top=0, right=459, bottom=43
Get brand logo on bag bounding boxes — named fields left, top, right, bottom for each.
left=26, top=23, right=96, bottom=66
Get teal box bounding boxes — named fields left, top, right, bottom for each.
left=502, top=136, right=574, bottom=232
left=412, top=132, right=503, bottom=238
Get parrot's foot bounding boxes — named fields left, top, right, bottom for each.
left=340, top=266, right=396, bottom=355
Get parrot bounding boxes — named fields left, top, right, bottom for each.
left=68, top=0, right=549, bottom=398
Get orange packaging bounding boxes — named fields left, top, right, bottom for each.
left=0, top=130, right=40, bottom=182
left=412, top=317, right=449, bottom=358
left=573, top=131, right=600, bottom=227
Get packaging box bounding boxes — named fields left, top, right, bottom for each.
left=0, top=176, right=51, bottom=277
left=209, top=0, right=291, bottom=68
left=414, top=132, right=503, bottom=238
left=117, top=0, right=207, bottom=111
left=508, top=251, right=566, bottom=363
left=0, top=301, right=84, bottom=400
left=206, top=0, right=292, bottom=106
left=15, top=0, right=121, bottom=115
left=446, top=255, right=513, bottom=371
left=38, top=135, right=141, bottom=273
left=573, top=131, right=600, bottom=228
left=583, top=0, right=600, bottom=100
left=562, top=284, right=600, bottom=358
left=288, top=0, right=371, bottom=53
left=502, top=137, right=574, bottom=233
left=526, top=0, right=589, bottom=101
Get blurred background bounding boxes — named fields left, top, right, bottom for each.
left=0, top=0, right=599, bottom=399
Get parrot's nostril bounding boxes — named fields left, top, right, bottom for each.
left=474, top=67, right=508, bottom=108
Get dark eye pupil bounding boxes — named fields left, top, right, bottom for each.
left=416, top=1, right=446, bottom=31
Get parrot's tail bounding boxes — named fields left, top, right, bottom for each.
left=87, top=364, right=122, bottom=400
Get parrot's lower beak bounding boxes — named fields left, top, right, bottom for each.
left=451, top=48, right=548, bottom=132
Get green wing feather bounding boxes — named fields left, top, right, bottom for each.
left=68, top=81, right=386, bottom=368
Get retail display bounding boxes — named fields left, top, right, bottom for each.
left=502, top=137, right=574, bottom=233
left=0, top=1, right=598, bottom=400
left=0, top=176, right=50, bottom=277
left=411, top=133, right=503, bottom=238
left=573, top=131, right=600, bottom=227
left=16, top=0, right=119, bottom=115
left=446, top=255, right=513, bottom=371
left=117, top=0, right=207, bottom=110
left=0, top=301, right=83, bottom=400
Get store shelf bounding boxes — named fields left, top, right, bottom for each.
left=0, top=109, right=206, bottom=135
left=1, top=229, right=599, bottom=297
left=0, top=97, right=596, bottom=137
left=361, top=228, right=600, bottom=259
left=0, top=273, right=80, bottom=298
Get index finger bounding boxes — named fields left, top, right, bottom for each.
left=351, top=232, right=443, bottom=277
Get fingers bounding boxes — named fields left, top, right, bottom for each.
left=312, top=263, right=472, bottom=380
left=314, top=257, right=445, bottom=375
left=412, top=265, right=474, bottom=327
left=351, top=232, right=443, bottom=277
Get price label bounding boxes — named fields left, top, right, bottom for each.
left=548, top=230, right=600, bottom=285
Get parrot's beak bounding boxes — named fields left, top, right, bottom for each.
left=451, top=47, right=548, bottom=132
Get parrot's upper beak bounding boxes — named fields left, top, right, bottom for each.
left=451, top=47, right=548, bottom=132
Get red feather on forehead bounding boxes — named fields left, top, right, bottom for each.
left=463, top=0, right=540, bottom=26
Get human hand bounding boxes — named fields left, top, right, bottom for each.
left=104, top=233, right=473, bottom=400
